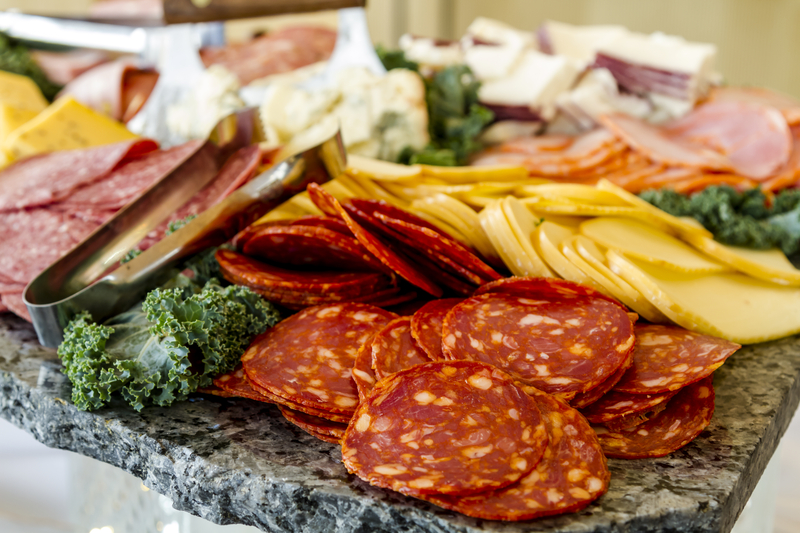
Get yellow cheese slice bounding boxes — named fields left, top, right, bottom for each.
left=408, top=208, right=472, bottom=246
left=683, top=233, right=800, bottom=286
left=420, top=164, right=529, bottom=182
left=566, top=236, right=669, bottom=323
left=537, top=221, right=607, bottom=292
left=523, top=197, right=675, bottom=233
left=580, top=217, right=731, bottom=274
left=347, top=174, right=409, bottom=208
left=0, top=149, right=12, bottom=169
left=411, top=194, right=498, bottom=261
left=333, top=173, right=372, bottom=200
left=347, top=154, right=421, bottom=181
left=607, top=251, right=800, bottom=344
left=596, top=178, right=713, bottom=239
left=0, top=104, right=39, bottom=143
left=500, top=196, right=554, bottom=277
left=0, top=71, right=48, bottom=112
left=3, top=96, right=137, bottom=160
left=258, top=195, right=317, bottom=223
left=516, top=183, right=629, bottom=206
left=479, top=202, right=540, bottom=277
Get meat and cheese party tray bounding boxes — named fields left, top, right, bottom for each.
left=2, top=14, right=800, bottom=533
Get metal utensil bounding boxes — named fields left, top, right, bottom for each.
left=24, top=117, right=345, bottom=348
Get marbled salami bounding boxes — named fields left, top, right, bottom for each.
left=247, top=378, right=352, bottom=423
left=290, top=215, right=352, bottom=236
left=213, top=366, right=273, bottom=403
left=278, top=405, right=347, bottom=440
left=423, top=386, right=609, bottom=521
left=580, top=388, right=679, bottom=426
left=370, top=317, right=430, bottom=380
left=442, top=293, right=635, bottom=398
left=593, top=376, right=715, bottom=458
left=411, top=298, right=464, bottom=361
left=352, top=335, right=378, bottom=403
left=475, top=276, right=628, bottom=312
left=242, top=303, right=397, bottom=415
left=570, top=352, right=633, bottom=409
left=614, top=325, right=739, bottom=395
left=342, top=361, right=548, bottom=496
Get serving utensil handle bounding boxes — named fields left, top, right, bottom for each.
left=163, top=0, right=367, bottom=24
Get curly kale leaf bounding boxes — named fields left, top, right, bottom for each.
left=58, top=280, right=280, bottom=411
left=165, top=214, right=198, bottom=236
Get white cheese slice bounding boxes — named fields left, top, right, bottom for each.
left=398, top=34, right=464, bottom=68
left=462, top=17, right=534, bottom=80
left=540, top=20, right=628, bottom=66
left=557, top=68, right=652, bottom=129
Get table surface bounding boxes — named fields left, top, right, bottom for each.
left=1, top=313, right=799, bottom=533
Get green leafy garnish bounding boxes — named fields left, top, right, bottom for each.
left=165, top=214, right=197, bottom=236
left=58, top=279, right=280, bottom=411
left=120, top=248, right=142, bottom=264
left=377, top=44, right=419, bottom=72
left=0, top=34, right=62, bottom=101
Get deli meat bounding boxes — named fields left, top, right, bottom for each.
left=614, top=324, right=740, bottom=394
left=213, top=366, right=273, bottom=403
left=580, top=388, right=679, bottom=426
left=341, top=361, right=549, bottom=496
left=593, top=376, right=715, bottom=458
left=569, top=352, right=632, bottom=409
left=410, top=298, right=464, bottom=361
left=242, top=303, right=397, bottom=415
left=278, top=405, right=347, bottom=442
left=370, top=317, right=431, bottom=380
left=442, top=292, right=635, bottom=397
left=423, top=385, right=609, bottom=521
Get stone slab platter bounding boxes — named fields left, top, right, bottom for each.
left=1, top=313, right=799, bottom=533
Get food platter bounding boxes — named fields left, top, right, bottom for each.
left=1, top=310, right=798, bottom=532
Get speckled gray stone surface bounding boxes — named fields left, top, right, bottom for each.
left=1, top=313, right=799, bottom=533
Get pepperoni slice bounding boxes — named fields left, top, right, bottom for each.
left=569, top=351, right=633, bottom=409
left=442, top=293, right=635, bottom=397
left=342, top=361, right=548, bottom=496
left=422, top=386, right=609, bottom=521
left=278, top=405, right=348, bottom=440
left=348, top=198, right=451, bottom=238
left=247, top=378, right=352, bottom=423
left=401, top=248, right=476, bottom=296
left=242, top=303, right=397, bottom=414
left=411, top=298, right=464, bottom=361
left=307, top=184, right=442, bottom=297
left=352, top=336, right=378, bottom=403
left=593, top=376, right=715, bottom=458
left=243, top=225, right=385, bottom=272
left=475, top=276, right=628, bottom=312
left=290, top=215, right=352, bottom=236
left=614, top=325, right=739, bottom=395
left=370, top=317, right=430, bottom=380
left=232, top=221, right=290, bottom=251
left=580, top=388, right=679, bottom=426
left=213, top=366, right=273, bottom=403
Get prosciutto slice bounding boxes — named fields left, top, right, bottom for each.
left=707, top=86, right=800, bottom=126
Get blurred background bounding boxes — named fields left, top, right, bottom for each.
left=1, top=1, right=799, bottom=532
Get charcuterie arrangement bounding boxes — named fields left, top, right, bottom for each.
left=2, top=11, right=799, bottom=525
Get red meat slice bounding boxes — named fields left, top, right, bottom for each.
left=410, top=298, right=464, bottom=361
left=370, top=317, right=430, bottom=380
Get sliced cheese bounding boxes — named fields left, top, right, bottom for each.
left=3, top=96, right=137, bottom=160
left=537, top=221, right=606, bottom=292
left=580, top=217, right=730, bottom=274
left=347, top=174, right=409, bottom=208
left=561, top=236, right=637, bottom=305
left=420, top=164, right=529, bottom=183
left=0, top=71, right=48, bottom=112
left=516, top=183, right=629, bottom=206
left=523, top=197, right=674, bottom=232
left=684, top=233, right=800, bottom=286
left=0, top=104, right=39, bottom=142
left=409, top=209, right=472, bottom=247
left=479, top=202, right=539, bottom=277
left=607, top=251, right=800, bottom=344
left=346, top=154, right=422, bottom=181
left=500, top=196, right=554, bottom=277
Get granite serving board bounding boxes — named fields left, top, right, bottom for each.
left=1, top=313, right=799, bottom=533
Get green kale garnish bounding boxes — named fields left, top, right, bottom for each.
left=120, top=248, right=142, bottom=264
left=165, top=214, right=197, bottom=236
left=58, top=279, right=280, bottom=411
left=0, top=34, right=62, bottom=101
left=376, top=44, right=420, bottom=72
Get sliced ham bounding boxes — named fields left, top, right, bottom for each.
left=707, top=86, right=800, bottom=126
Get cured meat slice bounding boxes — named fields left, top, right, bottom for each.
left=0, top=138, right=158, bottom=212
left=593, top=376, right=715, bottom=458
left=475, top=276, right=628, bottom=312
left=664, top=101, right=792, bottom=180
left=375, top=214, right=501, bottom=282
left=1, top=293, right=31, bottom=321
left=599, top=113, right=730, bottom=172
left=569, top=351, right=632, bottom=409
left=580, top=388, right=679, bottom=425
left=58, top=141, right=204, bottom=210
left=243, top=225, right=385, bottom=272
left=370, top=317, right=430, bottom=380
left=307, top=184, right=442, bottom=297
left=290, top=215, right=353, bottom=236
left=352, top=335, right=378, bottom=403
left=216, top=249, right=389, bottom=295
left=278, top=405, right=348, bottom=440
left=242, top=303, right=397, bottom=414
left=401, top=248, right=475, bottom=297
left=410, top=298, right=464, bottom=361
left=247, top=378, right=352, bottom=423
left=213, top=366, right=273, bottom=403
left=423, top=386, right=609, bottom=521
left=442, top=293, right=635, bottom=397
left=347, top=198, right=451, bottom=238
left=341, top=361, right=548, bottom=496
left=707, top=86, right=800, bottom=126
left=614, top=324, right=739, bottom=395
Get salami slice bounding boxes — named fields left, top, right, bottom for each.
left=423, top=386, right=609, bottom=521
left=278, top=405, right=348, bottom=439
left=352, top=335, right=378, bottom=403
left=307, top=184, right=442, bottom=297
left=370, top=317, right=430, bottom=380
left=243, top=225, right=385, bottom=272
left=341, top=361, right=549, bottom=496
left=569, top=351, right=633, bottom=409
left=247, top=378, right=353, bottom=423
left=347, top=198, right=451, bottom=238
left=593, top=376, right=715, bottom=458
left=442, top=293, right=635, bottom=397
left=400, top=248, right=475, bottom=297
left=580, top=388, right=679, bottom=425
left=214, top=366, right=273, bottom=403
left=290, top=215, right=352, bottom=236
left=242, top=303, right=397, bottom=414
left=614, top=325, right=740, bottom=395
left=411, top=298, right=464, bottom=361
left=475, top=276, right=628, bottom=312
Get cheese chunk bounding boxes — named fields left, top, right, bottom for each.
left=580, top=217, right=730, bottom=274
left=539, top=21, right=628, bottom=66
left=0, top=71, right=48, bottom=112
left=3, top=96, right=137, bottom=159
left=0, top=104, right=38, bottom=143
left=608, top=252, right=800, bottom=344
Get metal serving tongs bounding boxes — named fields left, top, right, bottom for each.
left=24, top=121, right=346, bottom=348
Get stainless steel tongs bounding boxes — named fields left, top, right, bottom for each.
left=24, top=116, right=346, bottom=348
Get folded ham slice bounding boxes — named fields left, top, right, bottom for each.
left=707, top=86, right=800, bottom=126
